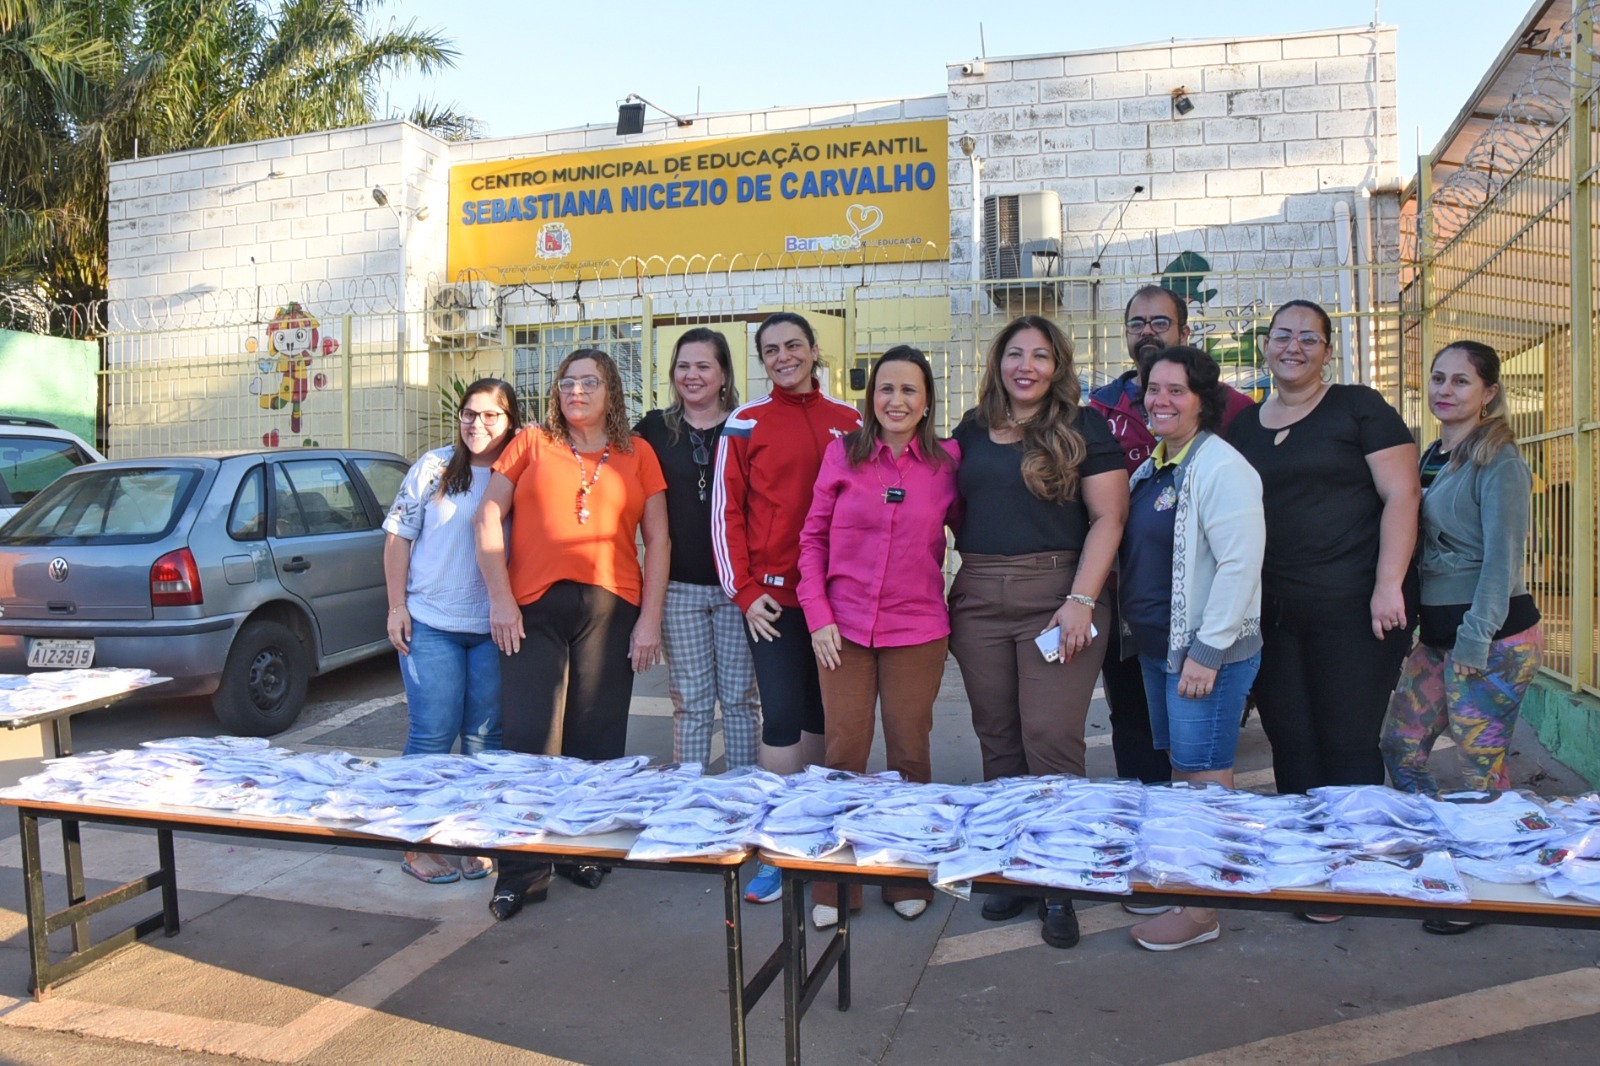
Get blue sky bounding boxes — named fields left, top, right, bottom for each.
left=384, top=0, right=1532, bottom=163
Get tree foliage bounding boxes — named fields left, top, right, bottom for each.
left=0, top=0, right=474, bottom=319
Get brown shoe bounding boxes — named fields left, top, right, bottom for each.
left=1130, top=907, right=1220, bottom=952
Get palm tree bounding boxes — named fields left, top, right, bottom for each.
left=0, top=0, right=475, bottom=325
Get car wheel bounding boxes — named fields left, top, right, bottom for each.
left=212, top=620, right=310, bottom=736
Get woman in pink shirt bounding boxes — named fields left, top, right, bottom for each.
left=798, top=346, right=960, bottom=928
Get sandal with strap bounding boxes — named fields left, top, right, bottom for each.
left=402, top=852, right=460, bottom=885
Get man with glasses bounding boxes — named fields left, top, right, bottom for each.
left=1088, top=286, right=1256, bottom=794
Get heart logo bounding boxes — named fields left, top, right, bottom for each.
left=846, top=203, right=883, bottom=238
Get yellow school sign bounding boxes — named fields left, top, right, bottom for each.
left=447, top=120, right=948, bottom=280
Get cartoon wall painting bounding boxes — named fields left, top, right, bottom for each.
left=246, top=302, right=338, bottom=447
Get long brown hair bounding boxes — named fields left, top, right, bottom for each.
left=975, top=316, right=1087, bottom=503
left=663, top=327, right=739, bottom=443
left=441, top=378, right=522, bottom=497
left=543, top=349, right=634, bottom=453
left=1434, top=340, right=1517, bottom=468
left=845, top=345, right=952, bottom=469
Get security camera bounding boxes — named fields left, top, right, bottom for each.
left=961, top=59, right=986, bottom=77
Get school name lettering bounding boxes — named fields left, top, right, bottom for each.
left=464, top=136, right=933, bottom=192
left=459, top=163, right=939, bottom=226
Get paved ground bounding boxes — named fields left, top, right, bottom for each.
left=0, top=654, right=1596, bottom=1065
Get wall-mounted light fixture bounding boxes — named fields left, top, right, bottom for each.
left=372, top=185, right=429, bottom=222
left=616, top=93, right=693, bottom=135
left=1170, top=87, right=1194, bottom=117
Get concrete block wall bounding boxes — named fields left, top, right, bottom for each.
left=946, top=27, right=1399, bottom=290
left=106, top=121, right=450, bottom=335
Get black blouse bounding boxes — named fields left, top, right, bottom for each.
left=952, top=407, right=1124, bottom=556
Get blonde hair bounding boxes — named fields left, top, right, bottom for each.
left=975, top=316, right=1087, bottom=503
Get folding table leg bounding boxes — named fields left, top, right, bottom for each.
left=782, top=872, right=805, bottom=1066
left=19, top=811, right=50, bottom=999
left=722, top=869, right=747, bottom=1066
left=835, top=881, right=851, bottom=1012
left=61, top=817, right=87, bottom=951
left=157, top=828, right=180, bottom=935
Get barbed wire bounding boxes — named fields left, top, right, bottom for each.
left=1403, top=0, right=1594, bottom=261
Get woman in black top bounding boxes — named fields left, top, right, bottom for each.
left=1227, top=300, right=1420, bottom=798
left=948, top=315, right=1128, bottom=949
left=634, top=329, right=760, bottom=770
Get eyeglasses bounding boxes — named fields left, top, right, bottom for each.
left=688, top=428, right=711, bottom=467
left=1267, top=329, right=1328, bottom=347
left=1125, top=316, right=1175, bottom=335
left=459, top=410, right=505, bottom=426
left=557, top=375, right=603, bottom=394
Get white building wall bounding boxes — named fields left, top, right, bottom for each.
left=945, top=27, right=1399, bottom=287
left=105, top=121, right=450, bottom=336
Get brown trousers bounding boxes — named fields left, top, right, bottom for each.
left=812, top=636, right=948, bottom=909
left=947, top=552, right=1112, bottom=780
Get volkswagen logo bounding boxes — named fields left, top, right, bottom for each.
left=48, top=558, right=69, bottom=583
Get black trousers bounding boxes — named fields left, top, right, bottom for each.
left=1254, top=592, right=1411, bottom=795
left=496, top=581, right=639, bottom=896
left=1101, top=633, right=1174, bottom=785
left=499, top=580, right=640, bottom=761
left=745, top=606, right=824, bottom=746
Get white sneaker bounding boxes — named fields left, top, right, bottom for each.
left=892, top=899, right=928, bottom=921
left=811, top=904, right=839, bottom=929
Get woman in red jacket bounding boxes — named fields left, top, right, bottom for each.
left=713, top=311, right=861, bottom=905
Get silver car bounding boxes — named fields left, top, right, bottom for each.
left=0, top=449, right=409, bottom=735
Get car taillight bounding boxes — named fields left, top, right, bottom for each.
left=151, top=548, right=203, bottom=607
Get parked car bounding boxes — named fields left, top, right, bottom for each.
left=0, top=418, right=105, bottom=529
left=0, top=449, right=409, bottom=735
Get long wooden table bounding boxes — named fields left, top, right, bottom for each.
left=0, top=797, right=778, bottom=1066
left=760, top=847, right=1600, bottom=1066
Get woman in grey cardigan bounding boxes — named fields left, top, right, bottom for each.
left=1118, top=346, right=1265, bottom=951
left=1380, top=342, right=1542, bottom=823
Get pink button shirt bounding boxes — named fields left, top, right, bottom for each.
left=798, top=436, right=961, bottom=648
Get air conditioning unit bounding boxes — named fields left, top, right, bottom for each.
left=428, top=281, right=499, bottom=340
left=983, top=191, right=1063, bottom=281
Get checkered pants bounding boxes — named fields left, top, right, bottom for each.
left=661, top=581, right=761, bottom=768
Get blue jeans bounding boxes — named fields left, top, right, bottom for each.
left=399, top=619, right=502, bottom=756
left=1139, top=651, right=1261, bottom=773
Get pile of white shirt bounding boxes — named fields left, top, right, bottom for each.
left=6, top=738, right=1600, bottom=908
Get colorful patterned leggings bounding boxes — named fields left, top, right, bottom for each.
left=1379, top=625, right=1543, bottom=793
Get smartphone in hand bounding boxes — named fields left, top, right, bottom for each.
left=1035, top=624, right=1099, bottom=663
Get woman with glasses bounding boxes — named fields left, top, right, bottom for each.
left=1227, top=300, right=1420, bottom=808
left=635, top=329, right=760, bottom=770
left=475, top=350, right=669, bottom=921
left=797, top=346, right=959, bottom=927
left=714, top=311, right=862, bottom=907
left=383, top=378, right=522, bottom=885
left=948, top=316, right=1128, bottom=949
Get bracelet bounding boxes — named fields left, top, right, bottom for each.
left=389, top=605, right=406, bottom=614
left=1064, top=593, right=1097, bottom=608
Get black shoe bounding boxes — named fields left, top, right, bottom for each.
left=981, top=892, right=1030, bottom=921
left=1039, top=898, right=1080, bottom=949
left=1422, top=919, right=1479, bottom=935
left=488, top=884, right=548, bottom=922
left=555, top=862, right=608, bottom=890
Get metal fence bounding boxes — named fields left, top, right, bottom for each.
left=1402, top=11, right=1599, bottom=697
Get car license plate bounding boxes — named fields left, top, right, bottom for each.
left=26, top=639, right=95, bottom=669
